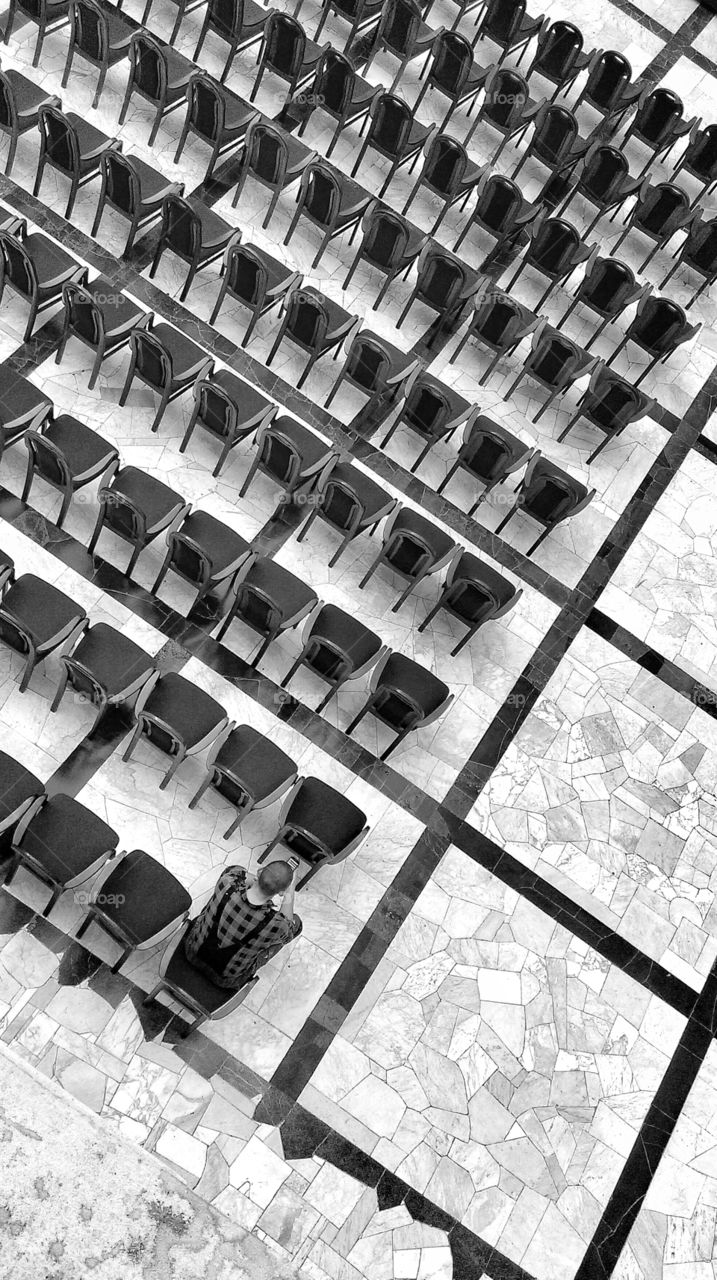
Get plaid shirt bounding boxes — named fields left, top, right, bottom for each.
left=184, top=866, right=302, bottom=988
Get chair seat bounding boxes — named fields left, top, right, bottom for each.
left=1, top=574, right=85, bottom=647
left=165, top=47, right=195, bottom=92
left=105, top=9, right=134, bottom=52
left=287, top=777, right=365, bottom=851
left=177, top=510, right=251, bottom=574
left=110, top=467, right=185, bottom=529
left=195, top=204, right=234, bottom=250
left=87, top=278, right=146, bottom=336
left=142, top=671, right=226, bottom=747
left=300, top=286, right=354, bottom=333
left=23, top=233, right=82, bottom=289
left=326, top=460, right=392, bottom=522
left=212, top=368, right=273, bottom=420
left=4, top=70, right=59, bottom=119
left=0, top=750, right=43, bottom=823
left=96, top=849, right=191, bottom=944
left=409, top=374, right=470, bottom=428
left=310, top=604, right=381, bottom=670
left=449, top=551, right=516, bottom=610
left=214, top=725, right=296, bottom=800
left=132, top=155, right=181, bottom=202
left=65, top=114, right=117, bottom=165
left=242, top=558, right=317, bottom=621
left=270, top=416, right=333, bottom=472
left=389, top=509, right=455, bottom=563
left=165, top=937, right=240, bottom=1012
left=245, top=242, right=296, bottom=292
left=44, top=415, right=118, bottom=481
left=67, top=623, right=154, bottom=697
left=379, top=652, right=449, bottom=715
left=0, top=370, right=52, bottom=435
left=151, top=322, right=209, bottom=379
left=17, top=794, right=117, bottom=883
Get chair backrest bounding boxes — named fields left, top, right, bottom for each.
left=207, top=0, right=245, bottom=39
left=404, top=382, right=450, bottom=436
left=532, top=104, right=578, bottom=164
left=167, top=532, right=213, bottom=587
left=225, top=243, right=268, bottom=305
left=686, top=218, right=717, bottom=273
left=379, top=0, right=423, bottom=56
left=344, top=335, right=391, bottom=388
left=0, top=231, right=37, bottom=301
left=631, top=296, right=687, bottom=352
left=314, top=48, right=354, bottom=114
left=585, top=50, right=631, bottom=111
left=362, top=208, right=410, bottom=268
left=246, top=122, right=288, bottom=185
left=17, top=0, right=58, bottom=16
left=100, top=486, right=146, bottom=543
left=258, top=426, right=302, bottom=486
left=587, top=369, right=646, bottom=428
left=582, top=144, right=628, bottom=201
left=101, top=151, right=141, bottom=215
left=475, top=174, right=522, bottom=231
left=186, top=73, right=226, bottom=142
left=686, top=124, right=717, bottom=180
left=195, top=378, right=240, bottom=438
left=536, top=20, right=582, bottom=77
left=423, top=134, right=467, bottom=195
left=285, top=290, right=328, bottom=351
left=160, top=194, right=202, bottom=259
left=463, top=423, right=511, bottom=478
left=483, top=67, right=528, bottom=128
left=384, top=530, right=434, bottom=578
left=0, top=70, right=19, bottom=130
left=130, top=328, right=173, bottom=391
left=417, top=250, right=466, bottom=310
left=38, top=106, right=80, bottom=176
left=129, top=31, right=168, bottom=103
left=528, top=217, right=579, bottom=273
left=299, top=163, right=342, bottom=227
left=234, top=581, right=283, bottom=634
left=582, top=257, right=634, bottom=312
left=483, top=0, right=526, bottom=43
left=474, top=292, right=523, bottom=347
left=71, top=0, right=108, bottom=61
left=262, top=11, right=306, bottom=76
left=318, top=479, right=363, bottom=532
left=524, top=471, right=573, bottom=522
left=530, top=333, right=577, bottom=384
left=635, top=88, right=683, bottom=144
left=62, top=280, right=104, bottom=346
left=25, top=430, right=71, bottom=489
left=369, top=94, right=412, bottom=155
left=430, top=31, right=473, bottom=95
left=636, top=182, right=689, bottom=233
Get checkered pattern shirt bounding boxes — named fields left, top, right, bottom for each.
left=184, top=866, right=302, bottom=988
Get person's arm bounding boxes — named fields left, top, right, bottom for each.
left=279, top=872, right=297, bottom=923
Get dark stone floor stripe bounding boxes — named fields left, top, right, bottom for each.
left=587, top=608, right=717, bottom=714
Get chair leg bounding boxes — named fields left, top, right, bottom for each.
left=50, top=665, right=70, bottom=713
left=358, top=549, right=383, bottom=590
left=93, top=64, right=108, bottom=110
left=150, top=392, right=170, bottom=434
left=62, top=41, right=74, bottom=89
left=56, top=485, right=73, bottom=530
left=324, top=371, right=345, bottom=408
left=4, top=132, right=18, bottom=176
left=122, top=720, right=144, bottom=763
left=148, top=104, right=164, bottom=148
left=118, top=77, right=134, bottom=126
left=257, top=829, right=285, bottom=864
left=179, top=261, right=198, bottom=304
left=151, top=546, right=173, bottom=594
left=391, top=576, right=421, bottom=613
left=159, top=749, right=185, bottom=790
left=436, top=458, right=460, bottom=495
left=479, top=347, right=505, bottom=386
left=526, top=525, right=550, bottom=556
left=494, top=502, right=517, bottom=536
left=344, top=699, right=370, bottom=737
left=417, top=597, right=442, bottom=632
left=174, top=117, right=191, bottom=165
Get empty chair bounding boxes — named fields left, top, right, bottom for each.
left=119, top=31, right=194, bottom=148
left=0, top=749, right=44, bottom=836
left=296, top=457, right=397, bottom=565
left=231, top=120, right=315, bottom=227
left=0, top=574, right=87, bottom=692
left=313, top=0, right=383, bottom=44
left=363, top=0, right=438, bottom=93
left=324, top=329, right=421, bottom=411
left=560, top=257, right=650, bottom=348
left=0, top=368, right=52, bottom=464
left=148, top=194, right=235, bottom=304
left=210, top=239, right=301, bottom=343
left=0, top=219, right=85, bottom=342
left=0, top=66, right=59, bottom=176
left=573, top=50, right=645, bottom=126
left=152, top=509, right=254, bottom=608
left=122, top=671, right=229, bottom=788
left=611, top=180, right=694, bottom=273
left=283, top=161, right=370, bottom=270
left=239, top=415, right=337, bottom=501
left=380, top=374, right=478, bottom=472
left=281, top=602, right=385, bottom=712
left=454, top=170, right=540, bottom=253
left=350, top=93, right=436, bottom=199
left=437, top=415, right=534, bottom=513
left=558, top=362, right=655, bottom=461
left=607, top=294, right=700, bottom=386
left=56, top=278, right=148, bottom=390
left=7, top=795, right=118, bottom=918
left=3, top=0, right=70, bottom=67
left=359, top=506, right=456, bottom=612
left=22, top=412, right=119, bottom=529
left=672, top=123, right=717, bottom=198
left=511, top=101, right=582, bottom=183
left=402, top=133, right=483, bottom=236
left=88, top=466, right=189, bottom=576
left=258, top=776, right=369, bottom=889
left=475, top=0, right=544, bottom=63
left=622, top=87, right=700, bottom=176
left=251, top=11, right=325, bottom=104
left=75, top=848, right=192, bottom=971
left=503, top=216, right=595, bottom=308
left=193, top=0, right=269, bottom=82
left=465, top=64, right=532, bottom=159
left=449, top=289, right=540, bottom=385
left=62, top=0, right=133, bottom=110
left=119, top=320, right=213, bottom=434
left=413, top=30, right=489, bottom=128
left=51, top=622, right=156, bottom=732
left=661, top=214, right=717, bottom=307
left=180, top=367, right=277, bottom=476
left=342, top=202, right=428, bottom=309
left=345, top=652, right=452, bottom=761
left=216, top=557, right=318, bottom=665
left=553, top=142, right=636, bottom=235
left=34, top=105, right=120, bottom=222
left=443, top=0, right=487, bottom=33
left=495, top=454, right=595, bottom=555
left=265, top=284, right=360, bottom=390
left=174, top=74, right=257, bottom=176
left=91, top=150, right=184, bottom=254
left=0, top=552, right=13, bottom=594
left=396, top=242, right=480, bottom=334
left=189, top=724, right=297, bottom=837
left=525, top=19, right=592, bottom=100
left=506, top=324, right=597, bottom=421
left=418, top=550, right=522, bottom=654
left=295, top=48, right=379, bottom=157
left=144, top=923, right=258, bottom=1033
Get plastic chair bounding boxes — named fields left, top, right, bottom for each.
left=453, top=170, right=539, bottom=253
left=144, top=924, right=258, bottom=1034
left=209, top=238, right=301, bottom=343
left=266, top=284, right=359, bottom=389
left=464, top=63, right=533, bottom=158
left=661, top=214, right=717, bottom=307
left=672, top=123, right=717, bottom=198
left=239, top=415, right=338, bottom=500
left=358, top=506, right=456, bottom=612
left=475, top=0, right=544, bottom=62
left=230, top=120, right=315, bottom=227
left=607, top=294, right=700, bottom=387
left=412, top=29, right=489, bottom=128
left=6, top=795, right=118, bottom=918
left=34, top=105, right=120, bottom=221
left=122, top=671, right=229, bottom=789
left=283, top=160, right=370, bottom=269
left=174, top=73, right=258, bottom=176
left=396, top=242, right=480, bottom=333
left=119, top=31, right=194, bottom=148
left=55, top=278, right=148, bottom=390
left=525, top=19, right=592, bottom=100
left=342, top=201, right=428, bottom=309
left=401, top=133, right=484, bottom=236
left=350, top=92, right=436, bottom=199
left=503, top=215, right=595, bottom=309
left=0, top=66, right=59, bottom=175
left=250, top=11, right=325, bottom=104
left=75, top=848, right=191, bottom=971
left=62, top=0, right=132, bottom=109
left=560, top=257, right=650, bottom=349
left=324, top=330, right=421, bottom=411
left=611, top=180, right=695, bottom=273
left=152, top=510, right=255, bottom=607
left=557, top=362, right=655, bottom=461
left=148, top=194, right=236, bottom=303
left=380, top=374, right=478, bottom=472
left=552, top=141, right=637, bottom=235
left=295, top=47, right=379, bottom=157
left=91, top=150, right=184, bottom=253
left=506, top=324, right=598, bottom=421
left=216, top=557, right=318, bottom=665
left=0, top=750, right=44, bottom=836
left=622, top=87, right=700, bottom=176
left=572, top=50, right=645, bottom=127
left=295, top=458, right=397, bottom=565
left=0, top=574, right=87, bottom=692
left=0, top=219, right=85, bottom=342
left=363, top=0, right=440, bottom=93
left=0, top=368, right=53, bottom=465
left=3, top=0, right=70, bottom=68
left=189, top=724, right=297, bottom=838
left=448, top=289, right=540, bottom=385
left=193, top=0, right=269, bottom=82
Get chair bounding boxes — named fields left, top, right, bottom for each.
left=0, top=67, right=59, bottom=176
left=412, top=30, right=489, bottom=128
left=511, top=101, right=584, bottom=184
left=296, top=48, right=380, bottom=157
left=51, top=622, right=156, bottom=733
left=464, top=64, right=532, bottom=160
left=437, top=416, right=534, bottom=513
left=503, top=215, right=595, bottom=309
left=231, top=120, right=315, bottom=228
left=525, top=19, right=592, bottom=100
left=144, top=923, right=258, bottom=1033
left=140, top=0, right=205, bottom=46
left=174, top=74, right=257, bottom=176
left=251, top=12, right=325, bottom=104
left=209, top=239, right=301, bottom=343
left=622, top=88, right=700, bottom=176
left=6, top=795, right=118, bottom=918
left=62, top=0, right=133, bottom=110
left=193, top=0, right=269, bottom=82
left=572, top=50, right=645, bottom=127
left=448, top=289, right=539, bottom=385
left=283, top=161, right=370, bottom=270
left=34, top=106, right=120, bottom=222
left=281, top=602, right=385, bottom=713
left=475, top=0, right=544, bottom=63
left=55, top=279, right=148, bottom=390
left=358, top=506, right=456, bottom=612
left=88, top=466, right=189, bottom=576
left=258, top=776, right=369, bottom=889
left=265, top=284, right=360, bottom=389
left=0, top=750, right=44, bottom=836
left=401, top=133, right=483, bottom=236
left=122, top=671, right=229, bottom=789
left=350, top=93, right=436, bottom=199
left=75, top=848, right=192, bottom=971
left=313, top=0, right=383, bottom=44
left=363, top=0, right=439, bottom=94
left=0, top=368, right=53, bottom=465
left=453, top=170, right=539, bottom=253
left=180, top=367, right=277, bottom=476
left=560, top=257, right=650, bottom=349
left=0, top=552, right=14, bottom=593
left=22, top=413, right=119, bottom=529
left=324, top=330, right=421, bottom=411
left=91, top=150, right=184, bottom=254
left=380, top=374, right=478, bottom=472
left=506, top=325, right=598, bottom=422
left=216, top=557, right=318, bottom=665
left=417, top=550, right=522, bottom=654
left=239, top=415, right=338, bottom=501
left=148, top=194, right=235, bottom=304
left=119, top=320, right=214, bottom=434
left=3, top=0, right=70, bottom=67
left=552, top=142, right=637, bottom=235
left=611, top=180, right=695, bottom=273
left=119, top=32, right=193, bottom=148
left=0, top=574, right=87, bottom=692
left=345, top=652, right=452, bottom=761
left=342, top=202, right=428, bottom=309
left=607, top=294, right=700, bottom=387
left=152, top=510, right=255, bottom=607
left=295, top=458, right=397, bottom=565
left=495, top=454, right=595, bottom=555
left=661, top=214, right=717, bottom=307
left=396, top=243, right=480, bottom=334
left=189, top=724, right=297, bottom=838
left=0, top=220, right=86, bottom=343
left=557, top=363, right=655, bottom=461
left=672, top=123, right=717, bottom=198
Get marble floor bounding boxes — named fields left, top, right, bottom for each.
left=0, top=1, right=716, bottom=1279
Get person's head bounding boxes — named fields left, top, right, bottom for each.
left=256, top=860, right=294, bottom=898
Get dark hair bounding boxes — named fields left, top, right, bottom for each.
left=257, top=860, right=293, bottom=894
